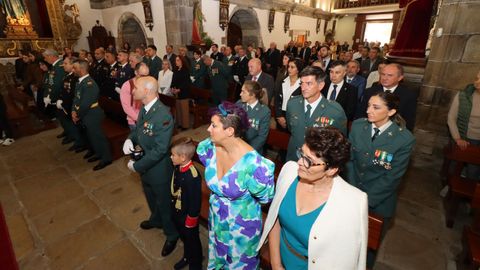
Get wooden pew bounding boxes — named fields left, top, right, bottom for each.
left=98, top=96, right=130, bottom=160
left=460, top=186, right=480, bottom=270
left=442, top=144, right=480, bottom=228
left=4, top=89, right=31, bottom=138
left=189, top=86, right=212, bottom=128
left=265, top=128, right=291, bottom=179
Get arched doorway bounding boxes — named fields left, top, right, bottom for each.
left=118, top=13, right=147, bottom=50
left=227, top=8, right=263, bottom=49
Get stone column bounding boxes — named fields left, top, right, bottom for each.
left=417, top=0, right=480, bottom=135
left=163, top=0, right=194, bottom=48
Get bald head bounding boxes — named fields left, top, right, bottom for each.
left=248, top=58, right=262, bottom=76
left=133, top=76, right=158, bottom=103
left=135, top=62, right=149, bottom=77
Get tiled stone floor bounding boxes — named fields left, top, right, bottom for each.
left=0, top=119, right=473, bottom=269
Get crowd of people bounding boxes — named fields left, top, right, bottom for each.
left=2, top=38, right=431, bottom=270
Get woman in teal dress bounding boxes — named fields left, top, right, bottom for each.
left=197, top=101, right=275, bottom=269
left=259, top=127, right=368, bottom=270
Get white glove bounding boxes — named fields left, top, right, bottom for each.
left=56, top=100, right=63, bottom=110
left=115, top=87, right=121, bottom=94
left=123, top=139, right=134, bottom=155
left=233, top=75, right=239, bottom=83
left=127, top=160, right=136, bottom=172
left=190, top=76, right=195, bottom=82
left=43, top=95, right=51, bottom=107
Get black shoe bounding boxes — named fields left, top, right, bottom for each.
left=75, top=146, right=88, bottom=153
left=61, top=138, right=74, bottom=145
left=56, top=132, right=66, bottom=138
left=174, top=257, right=188, bottom=270
left=88, top=156, right=100, bottom=163
left=140, top=220, right=162, bottom=230
left=161, top=239, right=177, bottom=257
left=93, top=161, right=112, bottom=171
left=83, top=151, right=94, bottom=159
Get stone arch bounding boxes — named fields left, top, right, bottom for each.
left=117, top=12, right=148, bottom=50
left=227, top=7, right=263, bottom=49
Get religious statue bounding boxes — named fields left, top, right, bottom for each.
left=192, top=0, right=206, bottom=45
left=0, top=0, right=30, bottom=26
left=62, top=4, right=82, bottom=39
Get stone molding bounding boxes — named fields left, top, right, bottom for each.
left=117, top=12, right=148, bottom=48
left=90, top=0, right=142, bottom=9
left=227, top=0, right=332, bottom=20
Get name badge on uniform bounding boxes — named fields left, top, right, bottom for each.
left=212, top=68, right=219, bottom=75
left=143, top=122, right=154, bottom=136
left=313, top=117, right=334, bottom=128
left=228, top=60, right=234, bottom=66
left=373, top=149, right=393, bottom=170
left=195, top=64, right=200, bottom=70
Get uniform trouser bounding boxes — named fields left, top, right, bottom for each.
left=141, top=179, right=179, bottom=241
left=57, top=109, right=75, bottom=140
left=175, top=99, right=190, bottom=129
left=172, top=210, right=203, bottom=269
left=82, top=108, right=112, bottom=163
left=0, top=95, right=13, bottom=138
left=367, top=216, right=391, bottom=268
left=212, top=88, right=227, bottom=105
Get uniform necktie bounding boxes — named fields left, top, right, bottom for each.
left=385, top=89, right=392, bottom=93
left=305, top=104, right=312, bottom=119
left=372, top=127, right=380, bottom=141
left=347, top=78, right=352, bottom=84
left=330, top=84, right=337, bottom=100
left=323, top=60, right=326, bottom=67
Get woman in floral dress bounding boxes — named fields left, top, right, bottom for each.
left=197, top=101, right=275, bottom=269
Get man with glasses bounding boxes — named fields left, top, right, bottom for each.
left=285, top=66, right=347, bottom=161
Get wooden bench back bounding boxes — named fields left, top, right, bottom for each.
left=158, top=94, right=176, bottom=117
left=190, top=85, right=212, bottom=101
left=266, top=128, right=290, bottom=150
left=367, top=213, right=384, bottom=251
left=98, top=96, right=128, bottom=127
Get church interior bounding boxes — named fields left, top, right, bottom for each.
left=0, top=0, right=479, bottom=269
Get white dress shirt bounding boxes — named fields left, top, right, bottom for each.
left=158, top=69, right=173, bottom=95
left=326, top=80, right=344, bottom=100
left=281, top=78, right=300, bottom=111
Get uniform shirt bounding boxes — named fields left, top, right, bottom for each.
left=372, top=120, right=393, bottom=137
left=383, top=85, right=399, bottom=93
left=304, top=95, right=322, bottom=118
left=326, top=80, right=345, bottom=101
left=144, top=97, right=158, bottom=113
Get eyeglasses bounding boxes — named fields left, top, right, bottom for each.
left=296, top=148, right=327, bottom=169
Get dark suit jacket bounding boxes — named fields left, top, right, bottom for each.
left=323, top=81, right=358, bottom=121
left=264, top=48, right=281, bottom=76
left=149, top=56, right=162, bottom=79
left=286, top=46, right=298, bottom=57
left=163, top=53, right=177, bottom=68
left=211, top=52, right=224, bottom=62
left=299, top=47, right=311, bottom=63
left=360, top=57, right=383, bottom=78
left=357, top=84, right=418, bottom=131
left=246, top=72, right=275, bottom=104
left=171, top=67, right=191, bottom=99
left=347, top=75, right=367, bottom=101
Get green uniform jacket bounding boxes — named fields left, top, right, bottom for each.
left=148, top=56, right=162, bottom=79
left=285, top=95, right=347, bottom=161
left=236, top=100, right=271, bottom=154
left=346, top=118, right=415, bottom=218
left=45, top=59, right=65, bottom=101
left=190, top=59, right=207, bottom=89
left=222, top=55, right=236, bottom=80
left=72, top=76, right=99, bottom=119
left=208, top=60, right=230, bottom=103
left=130, top=99, right=174, bottom=181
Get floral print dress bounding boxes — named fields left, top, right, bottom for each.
left=197, top=138, right=275, bottom=269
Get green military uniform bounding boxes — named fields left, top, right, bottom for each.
left=207, top=60, right=230, bottom=105
left=147, top=56, right=162, bottom=79
left=130, top=98, right=178, bottom=241
left=346, top=118, right=415, bottom=218
left=44, top=59, right=65, bottom=102
left=190, top=58, right=207, bottom=89
left=236, top=100, right=271, bottom=154
left=222, top=55, right=236, bottom=81
left=90, top=59, right=109, bottom=88
left=345, top=118, right=415, bottom=268
left=60, top=72, right=84, bottom=147
left=72, top=76, right=112, bottom=163
left=285, top=95, right=347, bottom=161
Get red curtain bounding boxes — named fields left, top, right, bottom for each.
left=390, top=0, right=435, bottom=58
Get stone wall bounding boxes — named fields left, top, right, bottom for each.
left=417, top=0, right=480, bottom=138
left=163, top=0, right=194, bottom=48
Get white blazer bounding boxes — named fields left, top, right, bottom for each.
left=158, top=69, right=173, bottom=95
left=258, top=161, right=368, bottom=270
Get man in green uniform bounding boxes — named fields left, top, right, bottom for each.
left=285, top=66, right=347, bottom=161
left=203, top=55, right=229, bottom=105
left=42, top=49, right=67, bottom=140
left=122, top=76, right=178, bottom=257
left=190, top=49, right=207, bottom=89
left=222, top=46, right=236, bottom=80
left=71, top=60, right=112, bottom=171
